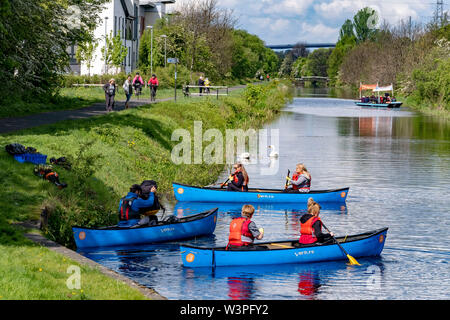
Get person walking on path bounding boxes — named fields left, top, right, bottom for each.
left=198, top=76, right=205, bottom=96
left=123, top=75, right=133, bottom=109
left=103, top=78, right=116, bottom=112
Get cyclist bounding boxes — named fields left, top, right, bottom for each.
left=132, top=72, right=144, bottom=97
left=148, top=74, right=159, bottom=101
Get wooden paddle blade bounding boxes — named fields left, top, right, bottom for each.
left=347, top=254, right=361, bottom=266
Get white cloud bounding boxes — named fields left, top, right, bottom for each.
left=314, top=0, right=429, bottom=23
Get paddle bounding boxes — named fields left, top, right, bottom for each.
left=220, top=173, right=236, bottom=188
left=284, top=169, right=290, bottom=190
left=321, top=222, right=361, bottom=266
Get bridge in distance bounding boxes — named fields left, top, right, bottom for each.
left=266, top=43, right=336, bottom=50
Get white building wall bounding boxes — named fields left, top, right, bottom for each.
left=80, top=1, right=115, bottom=76
left=76, top=0, right=174, bottom=76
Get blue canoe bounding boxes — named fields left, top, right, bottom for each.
left=180, top=227, right=388, bottom=267
left=73, top=208, right=218, bottom=249
left=173, top=182, right=349, bottom=204
left=355, top=101, right=402, bottom=108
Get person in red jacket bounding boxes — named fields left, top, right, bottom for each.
left=286, top=163, right=311, bottom=193
left=148, top=74, right=159, bottom=101
left=227, top=204, right=264, bottom=249
left=223, top=163, right=249, bottom=191
left=298, top=199, right=333, bottom=245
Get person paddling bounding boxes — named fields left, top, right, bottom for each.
left=298, top=199, right=333, bottom=245
left=227, top=204, right=264, bottom=250
left=285, top=163, right=311, bottom=193
left=222, top=163, right=249, bottom=191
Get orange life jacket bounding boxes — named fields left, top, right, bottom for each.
left=227, top=217, right=254, bottom=247
left=299, top=216, right=321, bottom=244
left=291, top=173, right=311, bottom=191
left=44, top=171, right=58, bottom=180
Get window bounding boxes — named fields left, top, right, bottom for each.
left=126, top=19, right=133, bottom=40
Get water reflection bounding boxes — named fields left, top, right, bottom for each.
left=173, top=201, right=347, bottom=216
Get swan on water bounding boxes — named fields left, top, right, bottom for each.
left=268, top=145, right=278, bottom=158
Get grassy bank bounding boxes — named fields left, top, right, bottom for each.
left=0, top=81, right=291, bottom=299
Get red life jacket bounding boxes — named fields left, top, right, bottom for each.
left=299, top=216, right=321, bottom=244
left=119, top=197, right=139, bottom=221
left=233, top=171, right=249, bottom=191
left=227, top=217, right=254, bottom=247
left=291, top=173, right=311, bottom=191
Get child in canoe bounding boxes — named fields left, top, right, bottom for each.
left=298, top=198, right=334, bottom=245
left=285, top=163, right=311, bottom=193
left=222, top=163, right=249, bottom=191
left=226, top=204, right=264, bottom=250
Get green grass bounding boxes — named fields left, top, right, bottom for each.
left=0, top=243, right=148, bottom=300
left=0, top=81, right=291, bottom=299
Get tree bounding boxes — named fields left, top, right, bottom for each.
left=76, top=39, right=98, bottom=76
left=339, top=19, right=355, bottom=40
left=101, top=32, right=128, bottom=73
left=327, top=35, right=356, bottom=84
left=279, top=53, right=294, bottom=76
left=0, top=0, right=108, bottom=104
left=305, top=48, right=333, bottom=77
left=353, top=7, right=379, bottom=43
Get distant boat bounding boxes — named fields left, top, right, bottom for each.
left=357, top=83, right=402, bottom=108
left=355, top=101, right=403, bottom=108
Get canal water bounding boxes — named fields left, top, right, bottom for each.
left=79, top=88, right=450, bottom=300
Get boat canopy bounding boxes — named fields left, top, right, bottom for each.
left=359, top=84, right=377, bottom=91
left=373, top=84, right=393, bottom=92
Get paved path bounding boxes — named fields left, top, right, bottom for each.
left=0, top=84, right=251, bottom=134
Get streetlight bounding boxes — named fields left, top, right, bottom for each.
left=161, top=34, right=167, bottom=68
left=104, top=17, right=108, bottom=74
left=146, top=25, right=153, bottom=76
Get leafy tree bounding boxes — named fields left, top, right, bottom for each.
left=291, top=57, right=307, bottom=78
left=327, top=35, right=356, bottom=84
left=101, top=32, right=128, bottom=72
left=305, top=48, right=333, bottom=77
left=279, top=53, right=294, bottom=76
left=76, top=39, right=98, bottom=76
left=0, top=0, right=108, bottom=104
left=230, top=29, right=278, bottom=79
left=353, top=7, right=379, bottom=43
left=340, top=19, right=355, bottom=39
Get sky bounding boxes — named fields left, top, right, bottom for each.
left=171, top=0, right=442, bottom=45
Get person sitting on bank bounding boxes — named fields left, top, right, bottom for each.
left=227, top=204, right=264, bottom=250
left=118, top=184, right=157, bottom=227
left=223, top=163, right=249, bottom=191
left=285, top=163, right=311, bottom=193
left=298, top=199, right=333, bottom=245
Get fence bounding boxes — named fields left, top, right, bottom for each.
left=183, top=85, right=229, bottom=99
